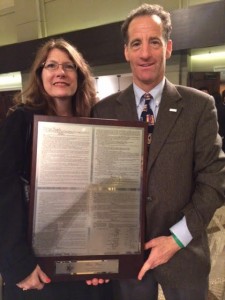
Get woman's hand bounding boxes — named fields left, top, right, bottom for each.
left=86, top=278, right=110, bottom=286
left=16, top=265, right=51, bottom=291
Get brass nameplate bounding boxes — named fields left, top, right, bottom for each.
left=55, top=259, right=119, bottom=275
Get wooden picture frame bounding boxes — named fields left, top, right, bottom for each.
left=28, top=115, right=147, bottom=281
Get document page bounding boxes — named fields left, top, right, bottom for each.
left=32, top=121, right=144, bottom=257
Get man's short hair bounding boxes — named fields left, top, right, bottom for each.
left=121, top=3, right=172, bottom=44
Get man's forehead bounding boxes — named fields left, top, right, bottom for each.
left=128, top=15, right=163, bottom=38
left=129, top=14, right=162, bottom=27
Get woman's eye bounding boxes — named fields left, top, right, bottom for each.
left=46, top=63, right=57, bottom=69
left=65, top=64, right=75, bottom=70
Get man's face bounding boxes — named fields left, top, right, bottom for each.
left=124, top=15, right=172, bottom=91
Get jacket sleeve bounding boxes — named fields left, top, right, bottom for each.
left=0, top=109, right=37, bottom=285
left=183, top=96, right=225, bottom=237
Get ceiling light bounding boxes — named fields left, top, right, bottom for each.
left=0, top=72, right=22, bottom=91
left=191, top=52, right=225, bottom=60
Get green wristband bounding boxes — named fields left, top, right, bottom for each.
left=172, top=233, right=184, bottom=248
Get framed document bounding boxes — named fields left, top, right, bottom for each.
left=28, top=115, right=148, bottom=281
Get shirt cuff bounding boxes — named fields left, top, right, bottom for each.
left=169, top=216, right=193, bottom=247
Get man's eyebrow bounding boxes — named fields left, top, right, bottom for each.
left=149, top=36, right=160, bottom=40
left=130, top=38, right=141, bottom=43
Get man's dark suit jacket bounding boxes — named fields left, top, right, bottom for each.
left=91, top=79, right=225, bottom=288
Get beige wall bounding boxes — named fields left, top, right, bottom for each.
left=0, top=0, right=221, bottom=46
left=0, top=0, right=224, bottom=91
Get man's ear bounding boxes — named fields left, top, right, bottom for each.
left=166, top=39, right=173, bottom=59
left=124, top=44, right=130, bottom=62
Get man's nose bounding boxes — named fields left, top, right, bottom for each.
left=140, top=43, right=151, bottom=59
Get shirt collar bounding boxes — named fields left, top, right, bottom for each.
left=133, top=77, right=165, bottom=107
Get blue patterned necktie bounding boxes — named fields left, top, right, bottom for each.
left=140, top=93, right=155, bottom=146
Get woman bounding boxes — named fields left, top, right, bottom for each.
left=0, top=38, right=111, bottom=300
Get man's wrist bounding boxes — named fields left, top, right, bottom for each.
left=169, top=217, right=193, bottom=247
left=171, top=233, right=184, bottom=248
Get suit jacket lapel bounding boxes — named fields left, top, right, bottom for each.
left=116, top=85, right=139, bottom=121
left=112, top=82, right=183, bottom=173
left=148, top=80, right=183, bottom=171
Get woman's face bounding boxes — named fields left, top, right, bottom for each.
left=41, top=48, right=78, bottom=103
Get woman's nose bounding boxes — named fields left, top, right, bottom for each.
left=56, top=65, right=66, bottom=75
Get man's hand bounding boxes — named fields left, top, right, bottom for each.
left=86, top=278, right=110, bottom=286
left=138, top=235, right=181, bottom=280
left=16, top=265, right=51, bottom=290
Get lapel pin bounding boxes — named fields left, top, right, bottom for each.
left=169, top=108, right=177, bottom=112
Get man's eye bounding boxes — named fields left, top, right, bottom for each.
left=131, top=42, right=141, bottom=48
left=151, top=40, right=161, bottom=48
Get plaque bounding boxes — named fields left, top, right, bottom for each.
left=29, top=116, right=147, bottom=281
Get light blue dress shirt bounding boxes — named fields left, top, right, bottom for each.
left=133, top=78, right=192, bottom=247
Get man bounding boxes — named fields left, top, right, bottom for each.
left=91, top=4, right=225, bottom=300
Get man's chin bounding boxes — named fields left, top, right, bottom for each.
left=140, top=77, right=155, bottom=85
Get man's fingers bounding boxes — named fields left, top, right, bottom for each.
left=137, top=261, right=152, bottom=280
